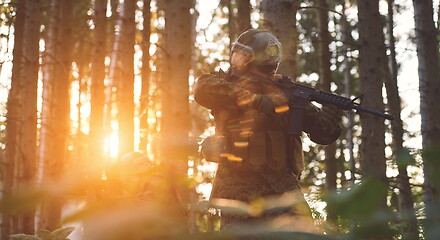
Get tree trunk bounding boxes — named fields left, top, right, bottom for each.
left=316, top=0, right=337, bottom=224
left=117, top=0, right=136, bottom=156
left=162, top=0, right=192, bottom=159
left=357, top=0, right=388, bottom=191
left=340, top=1, right=355, bottom=186
left=139, top=0, right=151, bottom=154
left=3, top=0, right=26, bottom=238
left=357, top=0, right=389, bottom=237
left=228, top=0, right=236, bottom=50
left=38, top=0, right=74, bottom=231
left=162, top=0, right=193, bottom=220
left=108, top=0, right=120, bottom=52
left=236, top=0, right=251, bottom=32
left=90, top=0, right=107, bottom=168
left=20, top=0, right=41, bottom=234
left=104, top=0, right=119, bottom=159
left=412, top=0, right=440, bottom=235
left=261, top=0, right=298, bottom=79
left=386, top=1, right=418, bottom=239
left=438, top=1, right=440, bottom=33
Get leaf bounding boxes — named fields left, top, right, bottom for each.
left=9, top=234, right=43, bottom=240
left=422, top=147, right=440, bottom=187
left=52, top=227, right=75, bottom=239
left=326, top=178, right=388, bottom=220
left=0, top=189, right=45, bottom=214
left=225, top=226, right=335, bottom=240
left=396, top=148, right=414, bottom=167
left=36, top=229, right=54, bottom=240
left=260, top=231, right=335, bottom=240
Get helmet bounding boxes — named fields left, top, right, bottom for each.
left=230, top=29, right=282, bottom=74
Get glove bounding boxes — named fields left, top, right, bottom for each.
left=236, top=89, right=256, bottom=107
left=320, top=104, right=343, bottom=127
left=230, top=85, right=256, bottom=108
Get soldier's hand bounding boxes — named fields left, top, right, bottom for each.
left=321, top=104, right=343, bottom=126
left=230, top=86, right=256, bottom=107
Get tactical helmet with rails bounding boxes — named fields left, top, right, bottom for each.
left=230, top=29, right=282, bottom=75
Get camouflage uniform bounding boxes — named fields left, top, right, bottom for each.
left=194, top=69, right=341, bottom=235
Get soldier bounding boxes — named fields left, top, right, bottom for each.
left=194, top=29, right=343, bottom=237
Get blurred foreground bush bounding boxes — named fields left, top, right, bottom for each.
left=3, top=149, right=440, bottom=239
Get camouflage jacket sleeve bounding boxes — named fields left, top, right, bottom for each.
left=193, top=71, right=242, bottom=112
left=302, top=104, right=342, bottom=145
left=251, top=93, right=341, bottom=145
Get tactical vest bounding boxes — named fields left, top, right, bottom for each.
left=200, top=71, right=305, bottom=177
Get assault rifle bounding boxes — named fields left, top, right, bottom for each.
left=228, top=69, right=394, bottom=136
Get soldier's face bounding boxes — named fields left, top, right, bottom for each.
left=250, top=63, right=278, bottom=79
left=231, top=52, right=253, bottom=70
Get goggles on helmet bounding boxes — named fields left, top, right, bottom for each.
left=230, top=42, right=254, bottom=69
left=231, top=41, right=255, bottom=59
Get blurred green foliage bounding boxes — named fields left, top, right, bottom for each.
left=10, top=227, right=75, bottom=240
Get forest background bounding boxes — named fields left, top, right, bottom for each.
left=0, top=0, right=439, bottom=239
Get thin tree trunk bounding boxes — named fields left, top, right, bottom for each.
left=104, top=0, right=120, bottom=159
left=316, top=0, right=337, bottom=224
left=386, top=1, right=418, bottom=239
left=38, top=0, right=60, bottom=180
left=90, top=0, right=107, bottom=167
left=261, top=0, right=298, bottom=79
left=357, top=0, right=387, bottom=192
left=139, top=0, right=151, bottom=154
left=106, top=0, right=136, bottom=157
left=117, top=0, right=136, bottom=156
left=357, top=1, right=389, bottom=237
left=412, top=0, right=440, bottom=235
left=236, top=0, right=251, bottom=32
left=162, top=0, right=193, bottom=221
left=228, top=0, right=236, bottom=50
left=77, top=64, right=85, bottom=162
left=39, top=0, right=59, bottom=175
left=340, top=1, right=355, bottom=186
left=3, top=0, right=26, bottom=238
left=38, top=0, right=74, bottom=230
left=108, top=0, right=120, bottom=52
left=20, top=0, right=41, bottom=234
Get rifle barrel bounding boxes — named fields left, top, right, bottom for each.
left=354, top=105, right=395, bottom=120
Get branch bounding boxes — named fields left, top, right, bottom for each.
left=298, top=6, right=343, bottom=16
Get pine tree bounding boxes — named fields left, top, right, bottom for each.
left=161, top=0, right=193, bottom=220
left=385, top=0, right=418, bottom=238
left=139, top=0, right=152, bottom=154
left=20, top=0, right=41, bottom=234
left=116, top=0, right=136, bottom=157
left=38, top=0, right=74, bottom=230
left=357, top=0, right=390, bottom=237
left=261, top=0, right=299, bottom=78
left=2, top=0, right=26, bottom=238
left=316, top=0, right=338, bottom=224
left=90, top=0, right=107, bottom=168
left=412, top=0, right=440, bottom=236
left=237, top=0, right=251, bottom=32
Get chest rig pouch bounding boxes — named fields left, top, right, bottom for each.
left=201, top=135, right=228, bottom=163
left=229, top=130, right=289, bottom=171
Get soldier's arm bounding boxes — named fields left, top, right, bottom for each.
left=251, top=95, right=342, bottom=145
left=302, top=104, right=342, bottom=145
left=194, top=72, right=242, bottom=111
